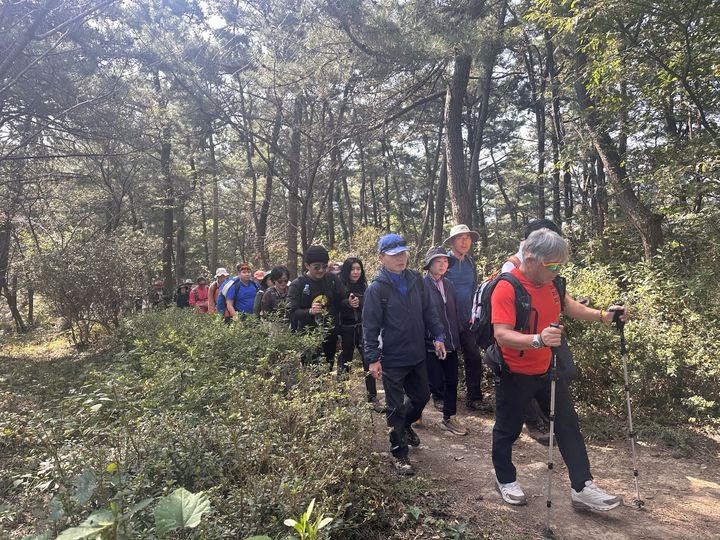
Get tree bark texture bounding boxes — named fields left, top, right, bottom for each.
left=444, top=52, right=473, bottom=227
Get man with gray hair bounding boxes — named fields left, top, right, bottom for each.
left=491, top=228, right=627, bottom=511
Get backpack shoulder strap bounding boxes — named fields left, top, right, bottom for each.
left=497, top=273, right=532, bottom=332
left=553, top=275, right=567, bottom=311
left=506, top=255, right=521, bottom=269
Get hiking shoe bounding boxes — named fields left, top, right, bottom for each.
left=433, top=398, right=444, bottom=411
left=441, top=416, right=468, bottom=436
left=413, top=416, right=424, bottom=428
left=394, top=456, right=415, bottom=476
left=466, top=399, right=493, bottom=413
left=525, top=421, right=550, bottom=446
left=368, top=397, right=386, bottom=413
left=405, top=426, right=421, bottom=447
left=571, top=480, right=621, bottom=511
left=495, top=478, right=527, bottom=506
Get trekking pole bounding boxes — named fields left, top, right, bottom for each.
left=612, top=308, right=645, bottom=510
left=543, top=323, right=561, bottom=538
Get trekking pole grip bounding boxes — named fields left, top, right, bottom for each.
left=611, top=306, right=625, bottom=332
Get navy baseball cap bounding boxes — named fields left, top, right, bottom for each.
left=378, top=233, right=408, bottom=255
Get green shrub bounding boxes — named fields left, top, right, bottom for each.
left=4, top=311, right=401, bottom=539
left=563, top=262, right=720, bottom=424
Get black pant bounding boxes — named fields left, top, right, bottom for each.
left=459, top=324, right=483, bottom=401
left=426, top=350, right=459, bottom=420
left=338, top=323, right=377, bottom=400
left=492, top=371, right=592, bottom=492
left=382, top=362, right=430, bottom=459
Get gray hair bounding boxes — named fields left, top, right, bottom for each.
left=522, top=228, right=569, bottom=263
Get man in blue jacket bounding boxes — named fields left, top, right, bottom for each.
left=445, top=224, right=490, bottom=412
left=363, top=233, right=446, bottom=476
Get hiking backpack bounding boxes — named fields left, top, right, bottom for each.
left=471, top=271, right=566, bottom=350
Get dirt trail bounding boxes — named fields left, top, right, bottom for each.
left=371, top=394, right=720, bottom=539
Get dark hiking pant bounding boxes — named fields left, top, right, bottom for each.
left=426, top=350, right=459, bottom=420
left=492, top=371, right=592, bottom=492
left=338, top=323, right=377, bottom=400
left=459, top=325, right=484, bottom=401
left=382, top=362, right=430, bottom=459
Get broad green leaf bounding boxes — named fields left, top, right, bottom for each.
left=283, top=518, right=298, bottom=527
left=72, top=469, right=97, bottom=505
left=317, top=516, right=332, bottom=529
left=56, top=510, right=114, bottom=540
left=154, top=487, right=210, bottom=536
left=105, top=462, right=117, bottom=473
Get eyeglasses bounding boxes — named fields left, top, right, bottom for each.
left=381, top=240, right=407, bottom=253
left=542, top=261, right=564, bottom=272
left=310, top=263, right=328, bottom=271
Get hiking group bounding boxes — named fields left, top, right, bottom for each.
left=155, top=219, right=630, bottom=514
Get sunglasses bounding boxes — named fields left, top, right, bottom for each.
left=381, top=240, right=407, bottom=253
left=310, top=263, right=328, bottom=271
left=542, top=261, right=564, bottom=272
left=276, top=278, right=289, bottom=284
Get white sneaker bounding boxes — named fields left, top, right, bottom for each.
left=495, top=478, right=527, bottom=506
left=571, top=480, right=621, bottom=511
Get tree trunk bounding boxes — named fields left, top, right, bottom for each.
left=154, top=70, right=174, bottom=294
left=432, top=155, right=448, bottom=245
left=382, top=139, right=391, bottom=232
left=575, top=51, right=664, bottom=260
left=0, top=207, right=27, bottom=333
left=468, top=0, right=507, bottom=247
left=199, top=181, right=210, bottom=270
left=208, top=130, right=219, bottom=273
left=523, top=38, right=547, bottom=220
left=175, top=196, right=187, bottom=281
left=444, top=52, right=473, bottom=227
left=256, top=105, right=281, bottom=268
left=286, top=96, right=303, bottom=278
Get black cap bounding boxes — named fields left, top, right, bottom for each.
left=304, top=245, right=329, bottom=264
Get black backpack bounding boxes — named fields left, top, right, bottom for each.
left=474, top=272, right=567, bottom=350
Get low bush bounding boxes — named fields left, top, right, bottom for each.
left=2, top=311, right=402, bottom=539
left=562, top=261, right=720, bottom=425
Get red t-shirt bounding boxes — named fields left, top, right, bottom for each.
left=491, top=268, right=562, bottom=375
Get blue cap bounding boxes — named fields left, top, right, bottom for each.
left=378, top=233, right=408, bottom=255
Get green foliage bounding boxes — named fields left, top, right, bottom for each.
left=32, top=231, right=159, bottom=347
left=283, top=498, right=333, bottom=540
left=563, top=261, right=720, bottom=424
left=2, top=310, right=401, bottom=539
left=154, top=487, right=210, bottom=536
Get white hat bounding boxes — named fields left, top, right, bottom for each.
left=444, top=224, right=480, bottom=245
left=214, top=267, right=230, bottom=278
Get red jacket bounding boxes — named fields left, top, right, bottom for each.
left=189, top=285, right=209, bottom=313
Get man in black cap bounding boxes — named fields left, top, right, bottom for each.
left=288, top=245, right=351, bottom=367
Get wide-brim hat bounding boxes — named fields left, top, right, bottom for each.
left=444, top=224, right=480, bottom=245
left=423, top=246, right=456, bottom=270
left=214, top=267, right=229, bottom=278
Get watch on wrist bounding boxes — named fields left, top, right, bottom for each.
left=531, top=334, right=544, bottom=349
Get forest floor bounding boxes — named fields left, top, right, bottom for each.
left=368, top=385, right=720, bottom=540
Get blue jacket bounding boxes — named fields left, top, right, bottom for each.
left=445, top=252, right=477, bottom=323
left=362, top=268, right=445, bottom=368
left=423, top=274, right=461, bottom=352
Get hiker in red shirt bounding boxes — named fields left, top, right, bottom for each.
left=491, top=228, right=627, bottom=512
left=189, top=276, right=209, bottom=313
